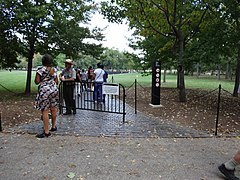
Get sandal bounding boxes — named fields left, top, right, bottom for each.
left=36, top=132, right=51, bottom=138
left=50, top=127, right=57, bottom=132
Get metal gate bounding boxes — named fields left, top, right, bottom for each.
left=59, top=81, right=126, bottom=123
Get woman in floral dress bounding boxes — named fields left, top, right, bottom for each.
left=34, top=54, right=59, bottom=138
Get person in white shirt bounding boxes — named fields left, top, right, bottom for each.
left=93, top=63, right=105, bottom=103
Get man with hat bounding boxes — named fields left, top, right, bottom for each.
left=59, top=59, right=76, bottom=115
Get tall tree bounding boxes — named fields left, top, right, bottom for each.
left=0, top=1, right=21, bottom=68
left=1, top=0, right=104, bottom=95
left=201, top=0, right=240, bottom=96
left=220, top=0, right=240, bottom=97
left=101, top=0, right=209, bottom=102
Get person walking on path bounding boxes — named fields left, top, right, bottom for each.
left=102, top=64, right=108, bottom=83
left=87, top=66, right=94, bottom=90
left=93, top=63, right=105, bottom=103
left=59, top=59, right=76, bottom=115
left=101, top=64, right=108, bottom=102
left=218, top=149, right=240, bottom=180
left=80, top=69, right=87, bottom=91
left=34, top=54, right=59, bottom=138
left=75, top=68, right=81, bottom=96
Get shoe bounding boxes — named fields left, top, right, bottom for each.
left=63, top=111, right=71, bottom=115
left=72, top=109, right=76, bottom=114
left=36, top=132, right=51, bottom=138
left=50, top=127, right=57, bottom=131
left=218, top=164, right=240, bottom=180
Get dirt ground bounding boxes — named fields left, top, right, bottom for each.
left=0, top=88, right=239, bottom=136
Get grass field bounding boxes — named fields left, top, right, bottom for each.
left=110, top=72, right=235, bottom=92
left=0, top=70, right=235, bottom=94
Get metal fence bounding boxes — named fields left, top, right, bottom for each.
left=125, top=79, right=240, bottom=136
left=58, top=81, right=126, bottom=123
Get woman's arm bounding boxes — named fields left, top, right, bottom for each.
left=54, top=76, right=59, bottom=85
left=35, top=72, right=41, bottom=85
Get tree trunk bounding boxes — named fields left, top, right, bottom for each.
left=178, top=65, right=187, bottom=102
left=196, top=63, right=200, bottom=78
left=233, top=46, right=240, bottom=97
left=24, top=46, right=35, bottom=95
left=225, top=62, right=229, bottom=79
left=178, top=32, right=187, bottom=102
left=163, top=67, right=166, bottom=83
left=230, top=67, right=233, bottom=80
left=177, top=70, right=180, bottom=88
left=217, top=64, right=220, bottom=80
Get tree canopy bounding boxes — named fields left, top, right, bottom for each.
left=100, top=0, right=240, bottom=98
left=0, top=0, right=105, bottom=94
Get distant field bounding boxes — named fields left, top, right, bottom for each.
left=0, top=70, right=37, bottom=93
left=0, top=70, right=235, bottom=94
left=110, top=73, right=235, bottom=92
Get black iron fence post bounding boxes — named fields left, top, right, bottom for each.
left=215, top=84, right=221, bottom=136
left=135, top=79, right=137, bottom=114
left=121, top=84, right=126, bottom=123
left=0, top=112, right=2, bottom=132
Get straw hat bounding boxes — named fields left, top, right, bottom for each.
left=64, top=59, right=75, bottom=65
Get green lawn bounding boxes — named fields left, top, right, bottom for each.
left=110, top=73, right=235, bottom=92
left=0, top=70, right=37, bottom=93
left=0, top=70, right=235, bottom=94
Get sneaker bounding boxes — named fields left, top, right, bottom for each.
left=36, top=132, right=51, bottom=138
left=63, top=111, right=71, bottom=115
left=50, top=127, right=57, bottom=132
left=218, top=164, right=240, bottom=180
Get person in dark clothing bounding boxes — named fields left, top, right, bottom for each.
left=80, top=69, right=87, bottom=91
left=87, top=66, right=94, bottom=90
left=59, top=59, right=76, bottom=115
left=101, top=64, right=108, bottom=102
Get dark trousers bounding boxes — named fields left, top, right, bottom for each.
left=63, top=83, right=76, bottom=113
left=93, top=82, right=103, bottom=102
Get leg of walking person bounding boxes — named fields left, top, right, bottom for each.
left=98, top=82, right=103, bottom=102
left=83, top=80, right=87, bottom=91
left=219, top=150, right=240, bottom=180
left=50, top=107, right=57, bottom=131
left=36, top=109, right=51, bottom=138
left=76, top=82, right=81, bottom=96
left=42, top=109, right=50, bottom=134
left=93, top=82, right=98, bottom=102
left=63, top=84, right=72, bottom=114
left=70, top=85, right=76, bottom=114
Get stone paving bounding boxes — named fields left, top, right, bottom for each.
left=6, top=102, right=211, bottom=138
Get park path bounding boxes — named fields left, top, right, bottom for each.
left=1, top=102, right=240, bottom=179
left=6, top=102, right=210, bottom=138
